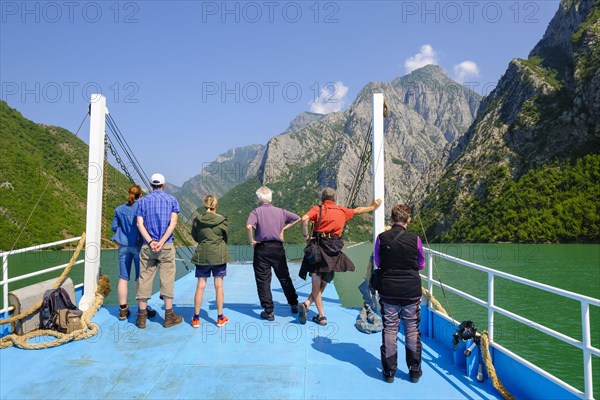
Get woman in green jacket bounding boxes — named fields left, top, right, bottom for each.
left=191, top=194, right=231, bottom=328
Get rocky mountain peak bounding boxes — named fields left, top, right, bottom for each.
left=257, top=65, right=482, bottom=209
left=285, top=112, right=326, bottom=133
left=418, top=0, right=599, bottom=243
left=391, top=64, right=450, bottom=86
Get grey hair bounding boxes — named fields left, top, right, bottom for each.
left=321, top=187, right=336, bottom=202
left=256, top=186, right=272, bottom=203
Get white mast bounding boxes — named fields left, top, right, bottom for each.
left=80, top=94, right=108, bottom=311
left=372, top=93, right=385, bottom=242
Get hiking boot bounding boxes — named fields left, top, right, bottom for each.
left=383, top=373, right=395, bottom=383
left=136, top=309, right=148, bottom=329
left=191, top=316, right=200, bottom=328
left=290, top=304, right=299, bottom=314
left=298, top=303, right=307, bottom=325
left=409, top=369, right=423, bottom=383
left=146, top=305, right=157, bottom=319
left=163, top=309, right=183, bottom=328
left=119, top=305, right=130, bottom=320
left=216, top=315, right=229, bottom=327
left=260, top=311, right=274, bottom=321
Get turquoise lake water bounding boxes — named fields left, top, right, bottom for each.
left=3, top=243, right=599, bottom=393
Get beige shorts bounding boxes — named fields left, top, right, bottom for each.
left=136, top=242, right=176, bottom=300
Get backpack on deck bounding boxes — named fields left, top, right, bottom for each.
left=39, top=287, right=83, bottom=334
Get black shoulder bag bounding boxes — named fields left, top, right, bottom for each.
left=303, top=205, right=323, bottom=264
left=371, top=229, right=406, bottom=291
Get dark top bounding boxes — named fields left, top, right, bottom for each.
left=377, top=225, right=422, bottom=304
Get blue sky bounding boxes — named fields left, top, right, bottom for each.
left=1, top=0, right=559, bottom=186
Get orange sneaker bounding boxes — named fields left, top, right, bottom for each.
left=216, top=315, right=229, bottom=327
left=191, top=316, right=200, bottom=328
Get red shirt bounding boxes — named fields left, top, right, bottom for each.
left=305, top=200, right=355, bottom=237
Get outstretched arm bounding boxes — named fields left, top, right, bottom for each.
left=354, top=199, right=382, bottom=215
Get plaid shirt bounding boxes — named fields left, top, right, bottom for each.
left=135, top=189, right=180, bottom=243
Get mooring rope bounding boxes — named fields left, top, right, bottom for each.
left=424, top=287, right=514, bottom=400
left=0, top=234, right=87, bottom=325
left=480, top=332, right=516, bottom=400
left=421, top=287, right=448, bottom=316
left=0, top=233, right=111, bottom=350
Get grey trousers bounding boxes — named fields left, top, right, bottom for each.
left=380, top=300, right=422, bottom=376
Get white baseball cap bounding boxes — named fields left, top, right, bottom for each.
left=151, top=173, right=165, bottom=186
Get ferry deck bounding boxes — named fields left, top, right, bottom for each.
left=1, top=263, right=502, bottom=399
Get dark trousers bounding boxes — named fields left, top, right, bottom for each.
left=380, top=300, right=422, bottom=376
left=253, top=241, right=298, bottom=313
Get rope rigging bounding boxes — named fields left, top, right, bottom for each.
left=103, top=113, right=195, bottom=271
left=105, top=114, right=151, bottom=190
left=346, top=119, right=373, bottom=209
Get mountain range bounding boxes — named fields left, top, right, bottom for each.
left=418, top=0, right=599, bottom=242
left=1, top=0, right=597, bottom=248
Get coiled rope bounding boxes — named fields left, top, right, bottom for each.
left=0, top=233, right=111, bottom=350
left=423, top=286, right=514, bottom=400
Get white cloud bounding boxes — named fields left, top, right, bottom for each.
left=404, top=44, right=439, bottom=73
left=309, top=81, right=349, bottom=114
left=454, top=61, right=480, bottom=83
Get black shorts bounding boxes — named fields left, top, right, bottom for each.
left=312, top=271, right=334, bottom=283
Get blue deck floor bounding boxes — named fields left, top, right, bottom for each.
left=1, top=263, right=500, bottom=399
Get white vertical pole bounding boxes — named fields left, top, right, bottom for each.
left=581, top=302, right=593, bottom=400
left=372, top=93, right=385, bottom=242
left=488, top=273, right=495, bottom=342
left=79, top=94, right=107, bottom=311
left=2, top=255, right=8, bottom=318
left=427, top=252, right=434, bottom=294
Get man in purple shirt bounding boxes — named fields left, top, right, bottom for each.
left=374, top=204, right=425, bottom=384
left=246, top=186, right=300, bottom=321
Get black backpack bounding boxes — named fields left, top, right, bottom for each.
left=39, top=287, right=81, bottom=332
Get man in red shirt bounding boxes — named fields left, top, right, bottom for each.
left=298, top=187, right=381, bottom=325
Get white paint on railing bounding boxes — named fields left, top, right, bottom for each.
left=581, top=302, right=593, bottom=399
left=0, top=237, right=83, bottom=317
left=423, top=247, right=599, bottom=400
left=0, top=237, right=83, bottom=257
left=4, top=260, right=85, bottom=285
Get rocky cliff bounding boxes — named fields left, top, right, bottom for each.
left=259, top=65, right=481, bottom=211
left=419, top=0, right=599, bottom=242
left=214, top=65, right=481, bottom=243
left=170, top=144, right=264, bottom=218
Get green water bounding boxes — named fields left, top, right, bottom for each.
left=337, top=243, right=600, bottom=395
left=3, top=243, right=599, bottom=393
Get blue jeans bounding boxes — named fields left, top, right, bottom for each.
left=118, top=245, right=141, bottom=281
left=380, top=300, right=422, bottom=376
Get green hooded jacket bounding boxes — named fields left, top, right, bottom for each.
left=191, top=211, right=231, bottom=266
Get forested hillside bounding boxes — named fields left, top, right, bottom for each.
left=0, top=101, right=187, bottom=250
left=419, top=0, right=600, bottom=243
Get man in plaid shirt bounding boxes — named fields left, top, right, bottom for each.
left=135, top=173, right=183, bottom=329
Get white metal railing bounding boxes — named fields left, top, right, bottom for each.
left=0, top=237, right=85, bottom=315
left=423, top=247, right=600, bottom=400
